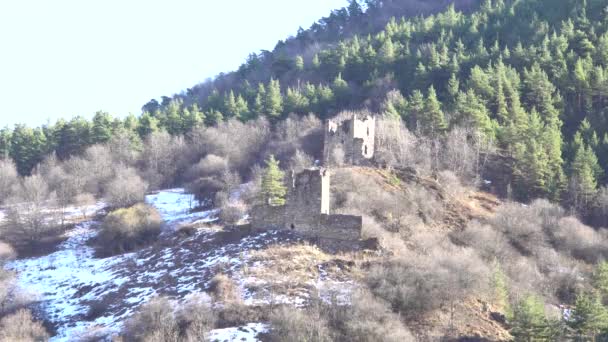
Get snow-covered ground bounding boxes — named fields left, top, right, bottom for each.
left=209, top=323, right=269, bottom=342
left=6, top=189, right=220, bottom=341
left=4, top=188, right=356, bottom=341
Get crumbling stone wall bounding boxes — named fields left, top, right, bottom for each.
left=323, top=114, right=375, bottom=166
left=250, top=168, right=363, bottom=245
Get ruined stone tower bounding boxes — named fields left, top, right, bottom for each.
left=323, top=113, right=375, bottom=166
left=250, top=167, right=362, bottom=248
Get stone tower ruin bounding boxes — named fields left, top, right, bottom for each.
left=323, top=113, right=375, bottom=166
left=250, top=168, right=362, bottom=249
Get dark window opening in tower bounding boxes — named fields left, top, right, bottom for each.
left=367, top=127, right=369, bottom=136
left=364, top=145, right=368, bottom=155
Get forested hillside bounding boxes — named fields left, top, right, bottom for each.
left=7, top=1, right=608, bottom=340
left=2, top=0, right=608, bottom=212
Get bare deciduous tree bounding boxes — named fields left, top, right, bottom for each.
left=4, top=175, right=57, bottom=245
left=104, top=167, right=148, bottom=209
left=0, top=159, right=18, bottom=204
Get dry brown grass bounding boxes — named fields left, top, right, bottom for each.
left=243, top=244, right=365, bottom=302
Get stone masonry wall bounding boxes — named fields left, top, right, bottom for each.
left=324, top=114, right=375, bottom=166
left=250, top=168, right=363, bottom=245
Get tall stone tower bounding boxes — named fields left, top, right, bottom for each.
left=285, top=168, right=330, bottom=232
left=323, top=113, right=375, bottom=166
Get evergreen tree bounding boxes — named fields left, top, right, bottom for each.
left=91, top=111, right=113, bottom=144
left=568, top=291, right=608, bottom=340
left=295, top=55, right=304, bottom=71
left=138, top=112, right=159, bottom=138
left=421, top=86, right=447, bottom=135
left=265, top=78, right=283, bottom=119
left=593, top=261, right=608, bottom=301
left=510, top=295, right=555, bottom=341
left=455, top=90, right=496, bottom=141
left=261, top=155, right=287, bottom=206
left=490, top=261, right=511, bottom=318
left=407, top=89, right=425, bottom=130
left=205, top=109, right=224, bottom=126
left=0, top=127, right=11, bottom=160
left=570, top=143, right=600, bottom=209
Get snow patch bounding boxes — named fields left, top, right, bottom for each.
left=208, top=323, right=269, bottom=342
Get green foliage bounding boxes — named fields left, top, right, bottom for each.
left=8, top=0, right=608, bottom=210
left=261, top=155, right=287, bottom=206
left=594, top=261, right=608, bottom=300
left=490, top=261, right=511, bottom=319
left=99, top=203, right=162, bottom=256
left=568, top=291, right=608, bottom=339
left=510, top=294, right=560, bottom=341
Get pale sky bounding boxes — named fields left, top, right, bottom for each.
left=0, top=0, right=347, bottom=127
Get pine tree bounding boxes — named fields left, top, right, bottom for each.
left=570, top=144, right=599, bottom=209
left=91, top=111, right=113, bottom=144
left=447, top=73, right=460, bottom=100
left=295, top=55, right=304, bottom=71
left=593, top=261, right=608, bottom=300
left=379, top=38, right=396, bottom=64
left=182, top=105, right=204, bottom=130
left=234, top=95, right=250, bottom=121
left=205, top=109, right=224, bottom=126
left=490, top=261, right=511, bottom=318
left=224, top=91, right=238, bottom=118
left=407, top=90, right=425, bottom=130
left=264, top=78, right=283, bottom=119
left=261, top=155, right=287, bottom=206
left=455, top=90, right=496, bottom=141
left=421, top=85, right=447, bottom=135
left=138, top=112, right=159, bottom=137
left=285, top=87, right=309, bottom=115
left=568, top=291, right=608, bottom=340
left=510, top=295, right=553, bottom=341
left=312, top=54, right=320, bottom=69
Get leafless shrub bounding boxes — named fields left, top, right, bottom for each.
left=439, top=126, right=494, bottom=186
left=208, top=274, right=241, bottom=303
left=3, top=175, right=58, bottom=245
left=219, top=200, right=248, bottom=225
left=141, top=131, right=189, bottom=190
left=122, top=297, right=179, bottom=342
left=270, top=114, right=323, bottom=162
left=190, top=118, right=270, bottom=176
left=97, top=204, right=161, bottom=256
left=0, top=268, right=16, bottom=314
left=108, top=129, right=141, bottom=166
left=360, top=215, right=405, bottom=253
left=375, top=117, right=417, bottom=169
left=0, top=309, right=49, bottom=341
left=336, top=290, right=415, bottom=342
left=552, top=217, right=608, bottom=263
left=452, top=220, right=513, bottom=262
left=268, top=305, right=333, bottom=342
left=438, top=170, right=465, bottom=198
left=82, top=144, right=114, bottom=195
left=177, top=294, right=216, bottom=342
left=104, top=167, right=148, bottom=209
left=188, top=155, right=228, bottom=180
left=289, top=150, right=314, bottom=173
left=367, top=248, right=490, bottom=317
left=0, top=159, right=18, bottom=204
left=490, top=203, right=546, bottom=256
left=73, top=193, right=96, bottom=219
left=0, top=241, right=16, bottom=264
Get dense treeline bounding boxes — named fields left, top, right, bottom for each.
left=4, top=0, right=608, bottom=214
